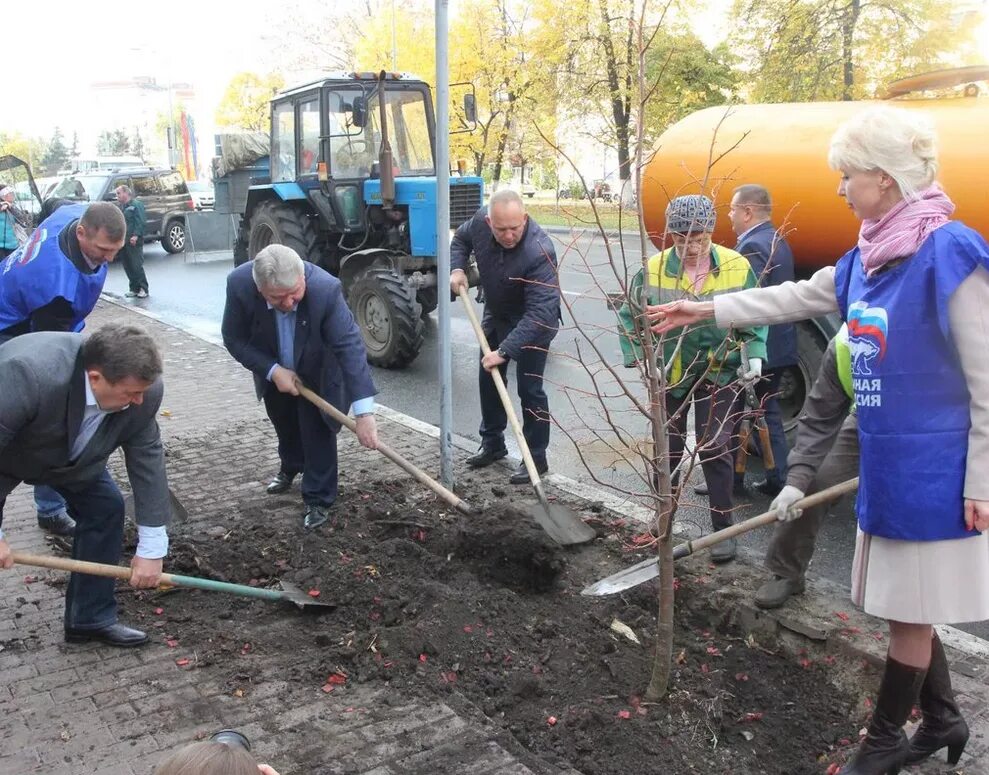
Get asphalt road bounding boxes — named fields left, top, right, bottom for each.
left=103, top=237, right=989, bottom=640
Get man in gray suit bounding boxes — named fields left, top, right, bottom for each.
left=0, top=323, right=170, bottom=647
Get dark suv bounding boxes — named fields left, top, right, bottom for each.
left=44, top=167, right=195, bottom=253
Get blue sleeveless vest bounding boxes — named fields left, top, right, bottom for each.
left=0, top=205, right=106, bottom=334
left=834, top=221, right=989, bottom=541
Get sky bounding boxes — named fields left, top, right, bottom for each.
left=3, top=0, right=987, bottom=144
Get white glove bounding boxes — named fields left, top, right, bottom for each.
left=737, top=357, right=762, bottom=389
left=771, top=485, right=805, bottom=521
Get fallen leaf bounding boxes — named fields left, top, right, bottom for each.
left=826, top=764, right=841, bottom=775
left=675, top=649, right=687, bottom=665
left=740, top=712, right=764, bottom=723
left=441, top=671, right=457, bottom=684
left=835, top=611, right=850, bottom=621
left=326, top=672, right=347, bottom=685
left=706, top=646, right=722, bottom=657
left=160, top=409, right=172, bottom=417
left=610, top=618, right=640, bottom=644
left=799, top=658, right=812, bottom=669
left=700, top=663, right=710, bottom=674
left=838, top=738, right=851, bottom=746
left=23, top=575, right=37, bottom=584
left=547, top=716, right=557, bottom=726
left=739, top=730, right=754, bottom=741
left=463, top=625, right=473, bottom=634
left=175, top=658, right=191, bottom=667
left=630, top=533, right=654, bottom=546
left=165, top=639, right=179, bottom=648
left=735, top=672, right=749, bottom=682
left=154, top=607, right=164, bottom=615
left=321, top=684, right=335, bottom=693
left=419, top=653, right=428, bottom=663
left=233, top=688, right=245, bottom=698
left=617, top=710, right=631, bottom=719
left=308, top=589, right=321, bottom=598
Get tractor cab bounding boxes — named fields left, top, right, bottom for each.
left=236, top=71, right=483, bottom=369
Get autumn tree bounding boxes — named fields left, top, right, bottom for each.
left=97, top=129, right=132, bottom=155
left=0, top=132, right=46, bottom=169
left=733, top=0, right=982, bottom=101
left=215, top=72, right=286, bottom=132
left=40, top=127, right=70, bottom=175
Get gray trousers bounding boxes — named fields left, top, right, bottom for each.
left=765, top=414, right=860, bottom=580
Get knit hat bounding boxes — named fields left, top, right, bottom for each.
left=665, top=194, right=716, bottom=234
left=0, top=187, right=13, bottom=199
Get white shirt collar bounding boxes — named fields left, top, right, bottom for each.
left=735, top=220, right=769, bottom=246
left=84, top=374, right=126, bottom=414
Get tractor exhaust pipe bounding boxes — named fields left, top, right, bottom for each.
left=377, top=70, right=395, bottom=210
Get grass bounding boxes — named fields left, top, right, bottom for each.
left=525, top=201, right=643, bottom=233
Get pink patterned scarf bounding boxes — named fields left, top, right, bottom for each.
left=858, top=184, right=955, bottom=276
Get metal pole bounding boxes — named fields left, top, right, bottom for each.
left=435, top=0, right=454, bottom=489
left=391, top=0, right=399, bottom=71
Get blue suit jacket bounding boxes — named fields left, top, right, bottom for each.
left=736, top=221, right=798, bottom=368
left=221, top=261, right=376, bottom=428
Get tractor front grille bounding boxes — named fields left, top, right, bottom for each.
left=450, top=183, right=483, bottom=227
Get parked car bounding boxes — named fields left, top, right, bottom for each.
left=44, top=167, right=195, bottom=252
left=187, top=180, right=215, bottom=210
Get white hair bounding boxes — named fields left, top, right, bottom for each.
left=489, top=188, right=525, bottom=211
left=252, top=244, right=305, bottom=290
left=827, top=105, right=938, bottom=201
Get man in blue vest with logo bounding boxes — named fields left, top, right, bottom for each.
left=0, top=201, right=126, bottom=536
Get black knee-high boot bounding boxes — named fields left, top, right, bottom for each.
left=906, top=633, right=969, bottom=765
left=838, top=657, right=926, bottom=775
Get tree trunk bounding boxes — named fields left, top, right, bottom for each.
left=490, top=95, right=516, bottom=191
left=841, top=0, right=861, bottom=100
left=596, top=0, right=633, bottom=184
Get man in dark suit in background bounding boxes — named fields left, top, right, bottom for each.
left=728, top=184, right=797, bottom=495
left=0, top=323, right=170, bottom=647
left=221, top=245, right=378, bottom=530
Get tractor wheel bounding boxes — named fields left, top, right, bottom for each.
left=348, top=269, right=424, bottom=369
left=416, top=287, right=438, bottom=316
left=247, top=199, right=320, bottom=263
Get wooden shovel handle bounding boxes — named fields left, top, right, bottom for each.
left=294, top=383, right=472, bottom=515
left=458, top=287, right=544, bottom=488
left=756, top=420, right=776, bottom=471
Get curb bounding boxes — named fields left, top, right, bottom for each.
left=99, top=292, right=989, bottom=665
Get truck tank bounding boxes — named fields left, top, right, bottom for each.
left=639, top=68, right=989, bottom=432
left=642, top=97, right=989, bottom=268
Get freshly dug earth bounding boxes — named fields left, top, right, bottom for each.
left=118, top=478, right=865, bottom=774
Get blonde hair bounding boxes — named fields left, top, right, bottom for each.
left=827, top=106, right=938, bottom=200
left=154, top=741, right=260, bottom=775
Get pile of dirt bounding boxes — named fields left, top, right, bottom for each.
left=119, top=479, right=866, bottom=774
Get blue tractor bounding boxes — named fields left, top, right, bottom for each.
left=230, top=71, right=483, bottom=368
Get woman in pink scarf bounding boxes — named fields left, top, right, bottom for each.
left=645, top=106, right=989, bottom=774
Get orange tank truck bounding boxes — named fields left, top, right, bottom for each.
left=639, top=68, right=989, bottom=427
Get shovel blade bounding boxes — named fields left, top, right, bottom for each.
left=581, top=556, right=659, bottom=596
left=525, top=502, right=596, bottom=546
left=278, top=581, right=336, bottom=610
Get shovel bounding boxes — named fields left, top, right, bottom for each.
left=11, top=552, right=334, bottom=610
left=294, top=382, right=473, bottom=516
left=581, top=477, right=858, bottom=596
left=458, top=287, right=596, bottom=546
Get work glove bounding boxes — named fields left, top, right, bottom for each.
left=737, top=357, right=763, bottom=390
left=770, top=485, right=805, bottom=522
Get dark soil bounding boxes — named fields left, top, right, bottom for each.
left=118, top=477, right=865, bottom=774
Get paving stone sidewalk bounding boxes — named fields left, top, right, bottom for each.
left=0, top=298, right=986, bottom=774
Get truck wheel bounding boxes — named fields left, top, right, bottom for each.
left=348, top=269, right=424, bottom=368
left=247, top=200, right=319, bottom=263
left=162, top=219, right=186, bottom=253
left=779, top=322, right=828, bottom=441
left=416, top=287, right=438, bottom=316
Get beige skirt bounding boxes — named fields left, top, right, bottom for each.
left=851, top=528, right=989, bottom=624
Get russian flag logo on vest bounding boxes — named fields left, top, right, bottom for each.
left=847, top=301, right=888, bottom=376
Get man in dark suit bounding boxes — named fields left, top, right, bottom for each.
left=221, top=245, right=378, bottom=529
left=0, top=323, right=170, bottom=647
left=449, top=189, right=561, bottom=484
left=727, top=184, right=797, bottom=495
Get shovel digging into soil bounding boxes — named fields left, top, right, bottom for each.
left=458, top=288, right=596, bottom=546
left=294, top=382, right=474, bottom=516
left=11, top=552, right=334, bottom=611
left=581, top=478, right=859, bottom=596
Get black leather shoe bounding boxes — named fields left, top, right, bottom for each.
left=710, top=537, right=737, bottom=564
left=266, top=471, right=296, bottom=494
left=466, top=445, right=508, bottom=469
left=65, top=623, right=149, bottom=647
left=37, top=511, right=76, bottom=537
left=509, top=461, right=548, bottom=485
left=303, top=504, right=330, bottom=530
left=752, top=478, right=784, bottom=496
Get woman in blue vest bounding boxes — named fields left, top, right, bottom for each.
left=645, top=105, right=989, bottom=774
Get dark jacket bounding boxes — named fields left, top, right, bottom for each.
left=122, top=198, right=147, bottom=240
left=736, top=221, right=798, bottom=368
left=221, top=261, right=376, bottom=427
left=450, top=207, right=560, bottom=359
left=0, top=332, right=170, bottom=528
